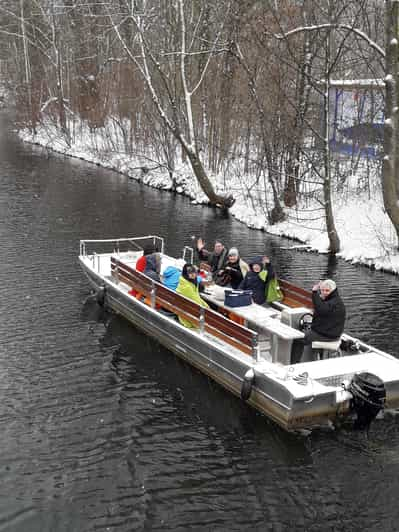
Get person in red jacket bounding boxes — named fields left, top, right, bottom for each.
left=135, top=243, right=155, bottom=272
left=129, top=243, right=155, bottom=296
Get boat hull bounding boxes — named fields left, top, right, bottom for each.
left=80, top=259, right=350, bottom=431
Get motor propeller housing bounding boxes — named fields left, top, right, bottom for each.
left=348, top=372, right=386, bottom=430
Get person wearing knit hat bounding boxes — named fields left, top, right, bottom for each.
left=176, top=264, right=209, bottom=328
left=228, top=247, right=239, bottom=257
left=239, top=257, right=267, bottom=304
left=215, top=247, right=249, bottom=288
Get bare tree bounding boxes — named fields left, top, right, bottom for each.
left=276, top=0, right=399, bottom=252
left=107, top=0, right=235, bottom=208
left=2, top=0, right=399, bottom=250
left=20, top=0, right=33, bottom=130
left=382, top=0, right=399, bottom=247
left=271, top=0, right=385, bottom=253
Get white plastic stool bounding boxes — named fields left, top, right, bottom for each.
left=311, top=338, right=341, bottom=360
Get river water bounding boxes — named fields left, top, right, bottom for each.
left=1, top=113, right=399, bottom=531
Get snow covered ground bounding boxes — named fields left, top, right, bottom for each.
left=18, top=120, right=399, bottom=275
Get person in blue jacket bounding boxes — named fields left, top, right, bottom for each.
left=162, top=265, right=181, bottom=291
left=239, top=257, right=267, bottom=305
left=163, top=265, right=204, bottom=292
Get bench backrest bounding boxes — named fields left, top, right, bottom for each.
left=204, top=308, right=255, bottom=355
left=278, top=279, right=313, bottom=309
left=156, top=283, right=201, bottom=327
left=111, top=257, right=257, bottom=356
left=111, top=257, right=153, bottom=294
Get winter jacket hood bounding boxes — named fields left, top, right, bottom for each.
left=163, top=266, right=181, bottom=291
left=144, top=253, right=161, bottom=282
left=249, top=256, right=264, bottom=269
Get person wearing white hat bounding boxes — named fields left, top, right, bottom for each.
left=291, top=278, right=346, bottom=363
left=215, top=247, right=249, bottom=288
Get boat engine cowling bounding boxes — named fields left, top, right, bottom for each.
left=348, top=372, right=386, bottom=430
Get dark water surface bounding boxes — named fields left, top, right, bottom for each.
left=1, top=113, right=399, bottom=532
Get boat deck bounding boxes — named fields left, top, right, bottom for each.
left=297, top=351, right=399, bottom=384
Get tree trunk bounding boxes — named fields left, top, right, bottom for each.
left=109, top=2, right=235, bottom=210
left=382, top=0, right=399, bottom=247
left=183, top=143, right=235, bottom=208
left=266, top=151, right=285, bottom=224
left=323, top=179, right=340, bottom=254
left=20, top=0, right=35, bottom=132
left=323, top=34, right=340, bottom=254
left=284, top=14, right=312, bottom=207
left=51, top=5, right=68, bottom=139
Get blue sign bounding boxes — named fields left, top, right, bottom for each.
left=329, top=87, right=384, bottom=158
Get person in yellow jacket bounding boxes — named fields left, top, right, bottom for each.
left=176, top=263, right=209, bottom=328
left=258, top=255, right=283, bottom=304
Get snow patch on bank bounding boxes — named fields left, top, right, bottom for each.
left=18, top=121, right=399, bottom=275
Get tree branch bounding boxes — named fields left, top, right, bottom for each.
left=274, top=23, right=385, bottom=59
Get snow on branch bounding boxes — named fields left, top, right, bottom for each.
left=274, top=24, right=385, bottom=59
left=320, top=79, right=385, bottom=89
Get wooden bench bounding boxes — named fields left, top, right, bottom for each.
left=156, top=283, right=201, bottom=328
left=111, top=257, right=153, bottom=294
left=110, top=257, right=257, bottom=357
left=203, top=308, right=256, bottom=355
left=278, top=279, right=313, bottom=309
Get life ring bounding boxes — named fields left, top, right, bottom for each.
left=241, top=368, right=255, bottom=401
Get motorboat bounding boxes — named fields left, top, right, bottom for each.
left=79, top=235, right=399, bottom=431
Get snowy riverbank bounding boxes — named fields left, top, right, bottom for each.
left=18, top=121, right=399, bottom=275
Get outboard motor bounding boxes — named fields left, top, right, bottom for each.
left=348, top=372, right=386, bottom=430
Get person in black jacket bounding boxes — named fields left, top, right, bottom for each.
left=216, top=247, right=249, bottom=288
left=197, top=237, right=229, bottom=281
left=291, top=279, right=346, bottom=364
left=239, top=257, right=267, bottom=304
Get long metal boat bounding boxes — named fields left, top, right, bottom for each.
left=79, top=235, right=399, bottom=431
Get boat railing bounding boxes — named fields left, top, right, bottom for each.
left=110, top=257, right=259, bottom=360
left=182, top=246, right=194, bottom=264
left=80, top=235, right=165, bottom=257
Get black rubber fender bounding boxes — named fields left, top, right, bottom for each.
left=96, top=285, right=106, bottom=306
left=241, top=368, right=255, bottom=401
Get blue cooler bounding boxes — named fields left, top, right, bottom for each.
left=224, top=289, right=253, bottom=307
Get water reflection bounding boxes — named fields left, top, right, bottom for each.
left=324, top=252, right=339, bottom=278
